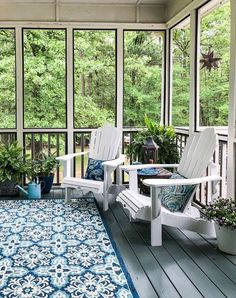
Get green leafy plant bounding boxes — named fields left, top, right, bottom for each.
left=34, top=152, right=59, bottom=177
left=23, top=152, right=59, bottom=194
left=127, top=115, right=180, bottom=164
left=204, top=198, right=236, bottom=230
left=24, top=159, right=41, bottom=182
left=24, top=151, right=59, bottom=182
left=0, top=141, right=27, bottom=183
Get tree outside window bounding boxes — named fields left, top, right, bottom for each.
left=199, top=1, right=230, bottom=128
left=171, top=17, right=190, bottom=128
left=124, top=31, right=164, bottom=127
left=0, top=29, right=16, bottom=129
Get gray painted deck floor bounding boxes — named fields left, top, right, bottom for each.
left=2, top=189, right=236, bottom=298
left=101, top=200, right=236, bottom=298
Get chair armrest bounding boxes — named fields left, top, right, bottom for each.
left=120, top=163, right=179, bottom=172
left=143, top=175, right=222, bottom=187
left=56, top=151, right=89, bottom=178
left=56, top=151, right=89, bottom=161
left=102, top=155, right=126, bottom=193
left=103, top=155, right=126, bottom=169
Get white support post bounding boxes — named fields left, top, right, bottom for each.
left=227, top=0, right=236, bottom=198
left=66, top=28, right=74, bottom=177
left=164, top=29, right=170, bottom=126
left=116, top=28, right=124, bottom=186
left=15, top=27, right=23, bottom=147
left=189, top=9, right=198, bottom=134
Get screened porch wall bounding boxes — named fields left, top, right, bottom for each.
left=0, top=0, right=234, bottom=203
left=0, top=23, right=167, bottom=186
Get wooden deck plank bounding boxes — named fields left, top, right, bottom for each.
left=110, top=203, right=181, bottom=298
left=166, top=226, right=236, bottom=298
left=101, top=208, right=159, bottom=298
left=133, top=221, right=204, bottom=298
left=161, top=228, right=225, bottom=298
left=182, top=230, right=236, bottom=284
left=202, top=234, right=236, bottom=266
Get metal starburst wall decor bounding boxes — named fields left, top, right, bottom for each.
left=200, top=49, right=221, bottom=71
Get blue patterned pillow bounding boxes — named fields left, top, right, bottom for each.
left=160, top=172, right=195, bottom=212
left=84, top=158, right=105, bottom=181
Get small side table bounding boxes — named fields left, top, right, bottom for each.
left=138, top=168, right=172, bottom=194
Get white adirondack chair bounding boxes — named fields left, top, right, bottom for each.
left=117, top=128, right=222, bottom=246
left=57, top=124, right=125, bottom=211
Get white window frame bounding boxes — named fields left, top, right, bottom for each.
left=167, top=0, right=235, bottom=198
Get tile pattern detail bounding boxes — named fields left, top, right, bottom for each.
left=0, top=198, right=136, bottom=297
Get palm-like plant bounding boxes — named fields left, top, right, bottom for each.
left=127, top=115, right=180, bottom=164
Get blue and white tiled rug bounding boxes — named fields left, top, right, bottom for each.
left=0, top=198, right=139, bottom=297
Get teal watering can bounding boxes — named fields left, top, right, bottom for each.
left=16, top=182, right=43, bottom=199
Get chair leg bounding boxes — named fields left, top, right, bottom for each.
left=129, top=214, right=139, bottom=222
left=151, top=215, right=162, bottom=246
left=82, top=190, right=94, bottom=198
left=103, top=193, right=109, bottom=211
left=65, top=188, right=72, bottom=204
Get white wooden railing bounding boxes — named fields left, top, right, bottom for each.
left=0, top=128, right=228, bottom=205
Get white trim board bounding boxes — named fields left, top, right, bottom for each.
left=0, top=21, right=166, bottom=29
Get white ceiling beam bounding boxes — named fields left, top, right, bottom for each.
left=0, top=21, right=166, bottom=29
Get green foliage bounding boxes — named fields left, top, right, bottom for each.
left=199, top=2, right=230, bottom=126
left=0, top=141, right=59, bottom=183
left=26, top=152, right=59, bottom=181
left=0, top=4, right=231, bottom=132
left=35, top=152, right=59, bottom=177
left=171, top=2, right=230, bottom=127
left=0, top=141, right=26, bottom=183
left=171, top=24, right=191, bottom=127
left=204, top=198, right=236, bottom=230
left=127, top=116, right=180, bottom=164
left=25, top=159, right=42, bottom=182
left=124, top=31, right=163, bottom=127
left=24, top=29, right=66, bottom=129
left=74, top=30, right=116, bottom=128
left=0, top=29, right=16, bottom=128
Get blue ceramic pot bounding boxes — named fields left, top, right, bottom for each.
left=39, top=175, right=54, bottom=194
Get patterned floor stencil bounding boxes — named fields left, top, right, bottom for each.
left=0, top=198, right=139, bottom=297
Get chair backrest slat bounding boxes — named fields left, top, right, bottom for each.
left=89, top=124, right=121, bottom=160
left=178, top=128, right=217, bottom=179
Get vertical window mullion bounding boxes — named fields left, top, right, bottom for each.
left=117, top=29, right=124, bottom=133
left=166, top=28, right=171, bottom=126
left=190, top=9, right=198, bottom=133
left=16, top=27, right=24, bottom=146
left=116, top=28, right=124, bottom=185
left=67, top=28, right=74, bottom=156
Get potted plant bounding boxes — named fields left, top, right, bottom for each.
left=127, top=115, right=180, bottom=164
left=34, top=152, right=59, bottom=194
left=16, top=159, right=43, bottom=199
left=0, top=141, right=27, bottom=196
left=25, top=159, right=41, bottom=183
left=204, top=197, right=236, bottom=255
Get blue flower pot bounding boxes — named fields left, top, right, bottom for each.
left=39, top=175, right=54, bottom=194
